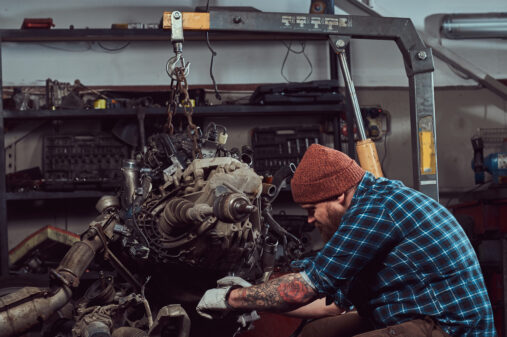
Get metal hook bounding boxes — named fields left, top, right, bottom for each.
left=166, top=54, right=191, bottom=80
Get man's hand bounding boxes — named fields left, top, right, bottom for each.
left=196, top=276, right=252, bottom=319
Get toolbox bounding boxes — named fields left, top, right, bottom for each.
left=250, top=80, right=343, bottom=105
left=251, top=125, right=322, bottom=176
left=42, top=134, right=129, bottom=190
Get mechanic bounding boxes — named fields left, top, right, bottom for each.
left=197, top=144, right=496, bottom=337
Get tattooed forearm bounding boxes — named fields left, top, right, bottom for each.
left=227, top=273, right=317, bottom=312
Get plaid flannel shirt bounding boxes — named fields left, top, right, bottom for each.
left=292, top=172, right=495, bottom=336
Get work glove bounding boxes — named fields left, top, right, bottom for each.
left=196, top=276, right=252, bottom=320
left=217, top=276, right=253, bottom=288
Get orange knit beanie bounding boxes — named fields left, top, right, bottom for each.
left=291, top=144, right=365, bottom=204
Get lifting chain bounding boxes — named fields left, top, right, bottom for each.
left=165, top=56, right=202, bottom=159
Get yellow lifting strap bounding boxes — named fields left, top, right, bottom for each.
left=163, top=12, right=210, bottom=30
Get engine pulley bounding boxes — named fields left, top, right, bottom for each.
left=213, top=193, right=257, bottom=223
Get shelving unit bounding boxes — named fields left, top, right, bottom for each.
left=2, top=103, right=345, bottom=119
left=0, top=29, right=346, bottom=277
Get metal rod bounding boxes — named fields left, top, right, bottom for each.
left=337, top=51, right=367, bottom=141
left=441, top=14, right=507, bottom=39
left=344, top=43, right=356, bottom=158
left=0, top=36, right=8, bottom=277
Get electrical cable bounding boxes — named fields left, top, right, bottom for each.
left=377, top=109, right=391, bottom=173
left=280, top=41, right=313, bottom=83
left=282, top=40, right=306, bottom=54
left=205, top=35, right=221, bottom=100
left=97, top=41, right=131, bottom=52
left=132, top=199, right=151, bottom=248
left=381, top=132, right=388, bottom=172
left=205, top=0, right=222, bottom=100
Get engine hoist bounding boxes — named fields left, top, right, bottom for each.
left=162, top=9, right=439, bottom=201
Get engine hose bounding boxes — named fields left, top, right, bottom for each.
left=111, top=327, right=148, bottom=337
left=262, top=210, right=301, bottom=246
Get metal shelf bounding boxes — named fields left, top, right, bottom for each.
left=0, top=28, right=326, bottom=42
left=6, top=190, right=107, bottom=201
left=3, top=104, right=345, bottom=119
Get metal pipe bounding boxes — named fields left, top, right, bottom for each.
left=54, top=214, right=112, bottom=287
left=441, top=13, right=507, bottom=39
left=261, top=183, right=276, bottom=198
left=56, top=240, right=98, bottom=287
left=261, top=236, right=278, bottom=282
left=0, top=286, right=72, bottom=337
left=121, top=159, right=139, bottom=209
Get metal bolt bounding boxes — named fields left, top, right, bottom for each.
left=87, top=227, right=98, bottom=238
left=233, top=17, right=242, bottom=24
left=335, top=39, right=346, bottom=48
left=173, top=12, right=181, bottom=19
left=417, top=51, right=427, bottom=60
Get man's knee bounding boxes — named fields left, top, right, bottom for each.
left=353, top=318, right=451, bottom=337
left=299, top=312, right=373, bottom=337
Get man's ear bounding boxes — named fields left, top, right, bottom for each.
left=336, top=193, right=346, bottom=205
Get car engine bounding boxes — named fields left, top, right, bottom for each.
left=0, top=124, right=302, bottom=337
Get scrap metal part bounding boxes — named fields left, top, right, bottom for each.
left=0, top=286, right=72, bottom=336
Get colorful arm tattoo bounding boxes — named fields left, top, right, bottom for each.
left=228, top=272, right=318, bottom=312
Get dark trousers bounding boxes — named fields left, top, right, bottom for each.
left=299, top=312, right=451, bottom=337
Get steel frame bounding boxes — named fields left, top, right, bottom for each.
left=0, top=37, right=7, bottom=277
left=167, top=10, right=439, bottom=200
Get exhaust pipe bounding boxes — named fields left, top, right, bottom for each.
left=0, top=286, right=72, bottom=337
left=0, top=211, right=116, bottom=337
